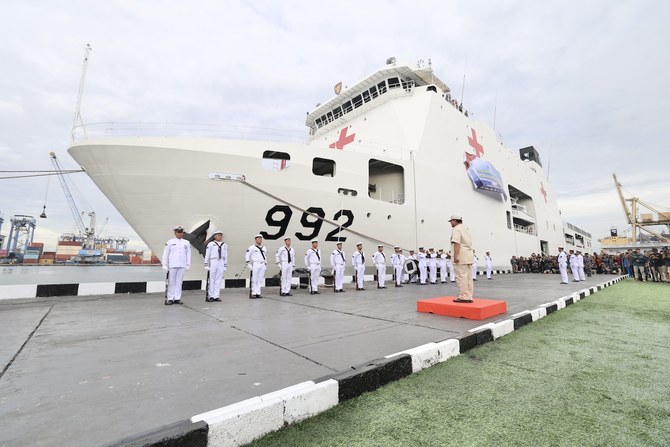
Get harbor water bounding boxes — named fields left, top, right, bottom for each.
left=0, top=264, right=165, bottom=286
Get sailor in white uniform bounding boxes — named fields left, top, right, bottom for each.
left=330, top=242, right=346, bottom=293
left=577, top=251, right=586, bottom=281
left=427, top=248, right=438, bottom=284
left=391, top=246, right=405, bottom=287
left=245, top=234, right=267, bottom=298
left=304, top=239, right=322, bottom=294
left=557, top=247, right=569, bottom=284
left=446, top=251, right=456, bottom=282
left=569, top=250, right=579, bottom=282
left=438, top=249, right=448, bottom=283
left=275, top=237, right=295, bottom=296
left=372, top=244, right=387, bottom=288
left=485, top=251, right=493, bottom=280
left=417, top=247, right=428, bottom=285
left=162, top=225, right=192, bottom=305
left=352, top=242, right=366, bottom=290
left=472, top=251, right=479, bottom=280
left=204, top=230, right=228, bottom=302
left=407, top=250, right=418, bottom=283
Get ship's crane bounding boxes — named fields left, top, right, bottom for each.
left=612, top=173, right=669, bottom=244
left=50, top=151, right=96, bottom=249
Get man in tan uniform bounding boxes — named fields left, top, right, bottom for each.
left=450, top=214, right=474, bottom=302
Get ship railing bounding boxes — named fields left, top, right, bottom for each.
left=514, top=224, right=537, bottom=236
left=370, top=189, right=405, bottom=205
left=72, top=122, right=308, bottom=144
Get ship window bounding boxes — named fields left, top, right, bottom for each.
left=352, top=95, right=363, bottom=108
left=326, top=111, right=334, bottom=123
left=262, top=151, right=291, bottom=171
left=315, top=118, right=322, bottom=128
left=313, top=157, right=335, bottom=177
left=377, top=81, right=387, bottom=95
left=362, top=90, right=371, bottom=103
left=368, top=159, right=404, bottom=204
left=370, top=85, right=379, bottom=98
left=426, top=85, right=437, bottom=93
left=263, top=150, right=290, bottom=160
left=342, top=101, right=353, bottom=114
left=333, top=107, right=343, bottom=119
left=387, top=77, right=401, bottom=89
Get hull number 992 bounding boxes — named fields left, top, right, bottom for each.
left=259, top=205, right=354, bottom=242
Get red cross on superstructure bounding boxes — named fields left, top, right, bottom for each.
left=468, top=128, right=485, bottom=158
left=329, top=127, right=355, bottom=150
left=540, top=182, right=547, bottom=203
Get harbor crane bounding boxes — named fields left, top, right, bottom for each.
left=612, top=173, right=669, bottom=244
left=50, top=151, right=97, bottom=249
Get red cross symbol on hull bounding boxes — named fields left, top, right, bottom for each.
left=329, top=127, right=355, bottom=150
left=468, top=128, right=485, bottom=158
left=540, top=182, right=547, bottom=203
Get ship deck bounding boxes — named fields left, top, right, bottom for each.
left=0, top=273, right=621, bottom=447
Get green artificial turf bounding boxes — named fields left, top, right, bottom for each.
left=249, top=279, right=670, bottom=446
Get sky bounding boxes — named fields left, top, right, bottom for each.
left=1, top=0, right=669, bottom=253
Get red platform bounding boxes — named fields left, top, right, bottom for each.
left=417, top=297, right=507, bottom=320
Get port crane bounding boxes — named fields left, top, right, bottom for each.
left=50, top=152, right=98, bottom=250
left=612, top=173, right=669, bottom=244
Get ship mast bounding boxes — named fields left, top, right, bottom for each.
left=71, top=44, right=92, bottom=141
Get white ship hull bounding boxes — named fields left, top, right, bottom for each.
left=68, top=61, right=591, bottom=281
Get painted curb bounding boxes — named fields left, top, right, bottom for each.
left=0, top=270, right=515, bottom=300
left=101, top=419, right=208, bottom=447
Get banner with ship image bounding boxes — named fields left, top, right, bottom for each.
left=464, top=152, right=508, bottom=201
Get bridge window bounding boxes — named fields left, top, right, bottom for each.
left=313, top=158, right=335, bottom=177
left=377, top=81, right=387, bottom=95
left=387, top=77, right=401, bottom=89
left=353, top=94, right=363, bottom=108
left=362, top=90, right=371, bottom=103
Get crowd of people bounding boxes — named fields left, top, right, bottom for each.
left=510, top=247, right=670, bottom=283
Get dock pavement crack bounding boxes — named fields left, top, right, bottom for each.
left=183, top=304, right=340, bottom=372
left=0, top=304, right=54, bottom=381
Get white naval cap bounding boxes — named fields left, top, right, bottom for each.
left=336, top=241, right=343, bottom=245
left=356, top=241, right=363, bottom=246
left=394, top=245, right=400, bottom=249
left=449, top=214, right=463, bottom=221
left=254, top=234, right=263, bottom=238
left=173, top=225, right=184, bottom=231
left=311, top=239, right=319, bottom=243
left=211, top=229, right=223, bottom=235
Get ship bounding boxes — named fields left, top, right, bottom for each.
left=68, top=58, right=592, bottom=280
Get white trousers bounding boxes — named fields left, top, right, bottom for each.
left=448, top=262, right=455, bottom=281
left=251, top=262, right=266, bottom=296
left=355, top=265, right=365, bottom=288
left=308, top=265, right=321, bottom=292
left=419, top=265, right=427, bottom=284
left=438, top=262, right=447, bottom=282
left=578, top=267, right=586, bottom=281
left=429, top=264, right=437, bottom=283
left=559, top=263, right=569, bottom=283
left=486, top=262, right=492, bottom=279
left=571, top=263, right=579, bottom=281
left=394, top=265, right=404, bottom=285
left=376, top=264, right=386, bottom=287
left=280, top=262, right=293, bottom=294
left=334, top=264, right=345, bottom=290
left=167, top=267, right=186, bottom=301
left=472, top=263, right=478, bottom=279
left=207, top=260, right=226, bottom=299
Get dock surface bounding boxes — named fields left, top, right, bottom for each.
left=0, top=274, right=619, bottom=447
